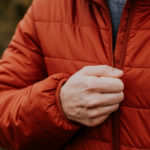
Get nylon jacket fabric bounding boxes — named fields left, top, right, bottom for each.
left=0, top=0, right=150, bottom=150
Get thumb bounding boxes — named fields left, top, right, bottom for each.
left=81, top=65, right=123, bottom=78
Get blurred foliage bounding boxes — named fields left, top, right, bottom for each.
left=0, top=0, right=31, bottom=56
left=0, top=1, right=31, bottom=149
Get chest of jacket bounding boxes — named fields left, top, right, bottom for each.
left=34, top=0, right=150, bottom=149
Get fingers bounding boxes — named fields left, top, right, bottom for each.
left=84, top=92, right=124, bottom=108
left=86, top=104, right=120, bottom=119
left=84, top=76, right=124, bottom=93
left=78, top=104, right=119, bottom=127
left=81, top=65, right=123, bottom=78
left=82, top=115, right=109, bottom=127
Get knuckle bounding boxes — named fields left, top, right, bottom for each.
left=83, top=120, right=94, bottom=127
left=97, top=65, right=111, bottom=76
left=85, top=96, right=103, bottom=108
left=89, top=116, right=108, bottom=127
left=84, top=80, right=93, bottom=89
left=86, top=111, right=94, bottom=119
left=88, top=120, right=98, bottom=127
left=96, top=95, right=104, bottom=106
left=80, top=76, right=93, bottom=89
left=85, top=101, right=91, bottom=108
left=91, top=111, right=98, bottom=118
left=86, top=109, right=98, bottom=119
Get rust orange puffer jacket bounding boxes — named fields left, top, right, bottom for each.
left=0, top=0, right=150, bottom=150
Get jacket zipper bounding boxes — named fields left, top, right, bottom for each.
left=113, top=3, right=135, bottom=149
left=114, top=2, right=135, bottom=69
left=103, top=0, right=135, bottom=150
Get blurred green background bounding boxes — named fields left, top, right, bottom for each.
left=0, top=0, right=31, bottom=149
left=0, top=0, right=31, bottom=57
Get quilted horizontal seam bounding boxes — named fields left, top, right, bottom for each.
left=80, top=137, right=150, bottom=149
left=121, top=105, right=150, bottom=110
left=34, top=19, right=109, bottom=30
left=44, top=56, right=98, bottom=65
left=33, top=19, right=150, bottom=30
left=120, top=143, right=150, bottom=150
left=79, top=137, right=150, bottom=149
left=44, top=57, right=150, bottom=70
left=131, top=28, right=150, bottom=31
left=124, top=66, right=150, bottom=70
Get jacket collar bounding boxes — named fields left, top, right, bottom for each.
left=86, top=0, right=106, bottom=6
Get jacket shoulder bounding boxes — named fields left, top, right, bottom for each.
left=31, top=0, right=75, bottom=22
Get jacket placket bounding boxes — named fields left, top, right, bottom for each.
left=87, top=0, right=136, bottom=149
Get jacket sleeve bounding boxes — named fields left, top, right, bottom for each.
left=0, top=2, right=80, bottom=150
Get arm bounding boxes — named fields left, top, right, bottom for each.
left=0, top=3, right=80, bottom=150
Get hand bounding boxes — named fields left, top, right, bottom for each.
left=60, top=65, right=124, bottom=127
